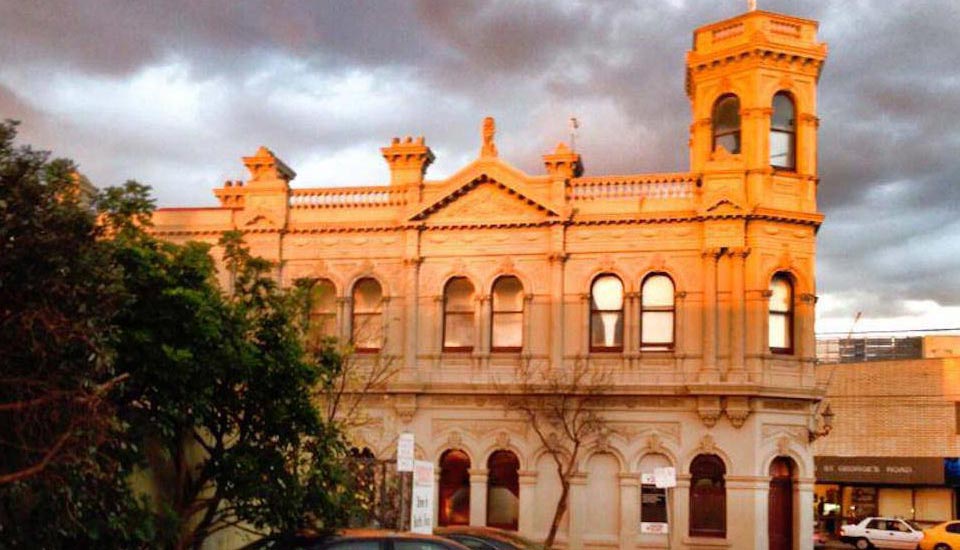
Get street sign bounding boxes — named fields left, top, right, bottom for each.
left=410, top=460, right=435, bottom=534
left=654, top=467, right=676, bottom=488
left=397, top=432, right=415, bottom=472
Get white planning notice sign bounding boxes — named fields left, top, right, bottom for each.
left=410, top=460, right=435, bottom=534
left=397, top=432, right=415, bottom=472
left=654, top=467, right=676, bottom=488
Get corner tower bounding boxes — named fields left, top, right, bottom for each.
left=687, top=10, right=827, bottom=212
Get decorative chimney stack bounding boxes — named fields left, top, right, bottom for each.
left=381, top=136, right=434, bottom=187
left=542, top=142, right=583, bottom=204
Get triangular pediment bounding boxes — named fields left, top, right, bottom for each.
left=705, top=198, right=744, bottom=213
left=411, top=176, right=556, bottom=225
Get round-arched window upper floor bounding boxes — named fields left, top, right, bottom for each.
left=351, top=277, right=383, bottom=352
left=712, top=95, right=741, bottom=155
left=641, top=273, right=675, bottom=351
left=771, top=92, right=796, bottom=170
left=443, top=277, right=476, bottom=352
left=769, top=273, right=794, bottom=354
left=491, top=276, right=524, bottom=352
left=590, top=274, right=624, bottom=352
left=307, top=278, right=337, bottom=350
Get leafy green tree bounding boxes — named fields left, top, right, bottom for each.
left=0, top=120, right=158, bottom=548
left=111, top=226, right=356, bottom=549
left=1, top=122, right=356, bottom=548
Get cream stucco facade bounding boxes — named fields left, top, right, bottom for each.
left=152, top=8, right=828, bottom=550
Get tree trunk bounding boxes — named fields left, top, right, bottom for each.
left=544, top=479, right=570, bottom=549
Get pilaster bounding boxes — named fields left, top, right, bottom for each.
left=619, top=473, right=641, bottom=549
left=403, top=255, right=422, bottom=372
left=700, top=248, right=721, bottom=382
left=567, top=473, right=588, bottom=550
left=468, top=469, right=488, bottom=527
left=518, top=470, right=538, bottom=534
left=728, top=247, right=750, bottom=382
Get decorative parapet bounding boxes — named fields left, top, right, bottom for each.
left=570, top=173, right=697, bottom=200
left=289, top=186, right=408, bottom=208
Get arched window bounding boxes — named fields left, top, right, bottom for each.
left=443, top=277, right=475, bottom=352
left=712, top=95, right=741, bottom=154
left=769, top=273, right=793, bottom=354
left=590, top=274, right=624, bottom=352
left=690, top=454, right=726, bottom=538
left=351, top=278, right=383, bottom=352
left=641, top=274, right=675, bottom=351
left=438, top=450, right=471, bottom=526
left=491, top=276, right=524, bottom=352
left=487, top=450, right=520, bottom=530
left=770, top=92, right=796, bottom=169
left=306, top=279, right=337, bottom=350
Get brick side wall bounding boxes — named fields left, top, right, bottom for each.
left=814, top=358, right=960, bottom=457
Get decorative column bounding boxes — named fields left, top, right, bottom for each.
left=797, top=477, right=816, bottom=550
left=618, top=473, right=641, bottom=549
left=476, top=294, right=491, bottom=369
left=518, top=470, right=538, bottom=535
left=797, top=113, right=820, bottom=177
left=625, top=291, right=639, bottom=358
left=468, top=469, right=489, bottom=527
left=432, top=295, right=444, bottom=369
left=403, top=256, right=422, bottom=372
left=579, top=293, right=591, bottom=358
left=674, top=291, right=688, bottom=375
left=477, top=294, right=491, bottom=354
left=798, top=293, right=818, bottom=363
left=380, top=296, right=392, bottom=354
left=725, top=476, right=768, bottom=550
left=672, top=474, right=691, bottom=549
left=548, top=252, right=567, bottom=370
left=700, top=248, right=720, bottom=382
left=567, top=472, right=588, bottom=550
left=338, top=297, right=352, bottom=343
left=728, top=247, right=750, bottom=383
left=522, top=293, right=535, bottom=365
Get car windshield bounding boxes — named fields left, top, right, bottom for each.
left=904, top=520, right=922, bottom=531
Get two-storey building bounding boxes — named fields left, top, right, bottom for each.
left=152, top=8, right=828, bottom=550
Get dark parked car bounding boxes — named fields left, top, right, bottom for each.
left=434, top=527, right=544, bottom=550
left=240, top=529, right=472, bottom=550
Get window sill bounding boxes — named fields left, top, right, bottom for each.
left=589, top=348, right=624, bottom=355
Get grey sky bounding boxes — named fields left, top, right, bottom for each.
left=1, top=0, right=958, bottom=334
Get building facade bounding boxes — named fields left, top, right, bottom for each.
left=813, top=338, right=960, bottom=535
left=152, top=9, right=828, bottom=550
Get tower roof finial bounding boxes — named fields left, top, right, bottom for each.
left=748, top=0, right=757, bottom=11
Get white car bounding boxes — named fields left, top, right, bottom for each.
left=840, top=517, right=924, bottom=549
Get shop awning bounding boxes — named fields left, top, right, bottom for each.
left=815, top=456, right=945, bottom=485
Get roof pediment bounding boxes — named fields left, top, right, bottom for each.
left=409, top=157, right=559, bottom=225
left=410, top=178, right=557, bottom=227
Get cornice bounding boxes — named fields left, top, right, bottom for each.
left=150, top=208, right=824, bottom=237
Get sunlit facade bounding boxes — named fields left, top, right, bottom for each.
left=152, top=8, right=827, bottom=549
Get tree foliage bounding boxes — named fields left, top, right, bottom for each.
left=0, top=120, right=158, bottom=547
left=0, top=121, right=357, bottom=549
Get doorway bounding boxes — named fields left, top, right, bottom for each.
left=769, top=457, right=795, bottom=550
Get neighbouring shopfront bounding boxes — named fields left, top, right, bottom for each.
left=815, top=456, right=958, bottom=533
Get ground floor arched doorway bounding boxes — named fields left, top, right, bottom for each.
left=769, top=456, right=796, bottom=550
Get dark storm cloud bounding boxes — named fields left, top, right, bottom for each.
left=0, top=0, right=958, bottom=327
